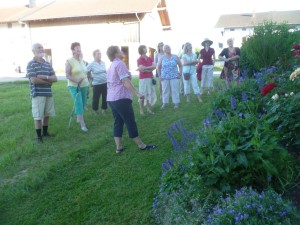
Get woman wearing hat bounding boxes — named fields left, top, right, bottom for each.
left=198, top=38, right=216, bottom=95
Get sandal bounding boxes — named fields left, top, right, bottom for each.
left=116, top=147, right=126, bottom=154
left=140, top=144, right=157, bottom=151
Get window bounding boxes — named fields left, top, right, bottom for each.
left=242, top=28, right=246, bottom=31
left=230, top=28, right=235, bottom=31
left=7, top=23, right=12, bottom=29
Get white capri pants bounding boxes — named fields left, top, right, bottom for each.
left=183, top=73, right=201, bottom=95
left=201, top=65, right=214, bottom=88
left=161, top=79, right=180, bottom=104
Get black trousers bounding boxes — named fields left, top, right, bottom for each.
left=108, top=99, right=138, bottom=138
left=92, top=83, right=107, bottom=111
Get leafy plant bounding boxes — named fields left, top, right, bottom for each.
left=240, top=21, right=300, bottom=76
left=191, top=115, right=297, bottom=195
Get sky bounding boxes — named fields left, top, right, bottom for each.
left=1, top=0, right=299, bottom=50
left=165, top=0, right=300, bottom=50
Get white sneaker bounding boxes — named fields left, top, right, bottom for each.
left=161, top=104, right=166, bottom=109
left=81, top=126, right=88, bottom=132
left=174, top=104, right=179, bottom=109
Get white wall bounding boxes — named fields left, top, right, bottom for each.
left=0, top=23, right=31, bottom=76
left=0, top=13, right=166, bottom=77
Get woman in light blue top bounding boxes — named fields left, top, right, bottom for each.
left=157, top=44, right=182, bottom=109
left=87, top=49, right=108, bottom=115
left=182, top=42, right=202, bottom=103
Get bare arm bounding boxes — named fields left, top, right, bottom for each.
left=182, top=57, right=198, bottom=66
left=35, top=73, right=57, bottom=83
left=212, top=53, right=216, bottom=65
left=157, top=58, right=162, bottom=77
left=65, top=61, right=84, bottom=84
left=177, top=57, right=183, bottom=77
left=30, top=76, right=52, bottom=85
left=138, top=63, right=156, bottom=73
left=198, top=53, right=202, bottom=62
left=121, top=77, right=144, bottom=99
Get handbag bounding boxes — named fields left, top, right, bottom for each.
left=183, top=66, right=191, bottom=80
left=152, top=78, right=157, bottom=85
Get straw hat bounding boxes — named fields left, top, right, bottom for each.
left=201, top=38, right=213, bottom=46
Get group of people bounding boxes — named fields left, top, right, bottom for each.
left=26, top=38, right=240, bottom=153
left=26, top=42, right=157, bottom=153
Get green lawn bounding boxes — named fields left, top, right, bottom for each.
left=0, top=78, right=218, bottom=225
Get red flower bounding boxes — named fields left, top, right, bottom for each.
left=292, top=50, right=300, bottom=56
left=261, top=82, right=277, bottom=96
left=293, top=44, right=300, bottom=50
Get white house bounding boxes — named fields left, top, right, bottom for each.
left=0, top=0, right=171, bottom=76
left=214, top=10, right=300, bottom=54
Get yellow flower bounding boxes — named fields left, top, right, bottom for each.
left=290, top=68, right=300, bottom=81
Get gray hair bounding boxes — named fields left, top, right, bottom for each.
left=163, top=44, right=171, bottom=51
left=31, top=43, right=42, bottom=51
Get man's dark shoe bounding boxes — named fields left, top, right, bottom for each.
left=37, top=137, right=43, bottom=144
left=42, top=133, right=55, bottom=138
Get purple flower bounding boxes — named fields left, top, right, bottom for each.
left=214, top=108, right=226, bottom=120
left=216, top=208, right=222, bottom=214
left=162, top=163, right=169, bottom=171
left=203, top=117, right=211, bottom=128
left=167, top=158, right=174, bottom=167
left=235, top=216, right=239, bottom=222
left=242, top=92, right=248, bottom=101
left=230, top=96, right=237, bottom=110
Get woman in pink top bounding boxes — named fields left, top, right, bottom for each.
left=137, top=45, right=156, bottom=115
left=106, top=46, right=157, bottom=154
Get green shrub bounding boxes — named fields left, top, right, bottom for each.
left=240, top=21, right=300, bottom=76
left=192, top=115, right=297, bottom=195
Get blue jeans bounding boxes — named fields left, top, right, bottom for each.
left=108, top=99, right=138, bottom=138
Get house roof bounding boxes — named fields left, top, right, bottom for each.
left=157, top=0, right=171, bottom=30
left=215, top=10, right=300, bottom=28
left=0, top=0, right=170, bottom=29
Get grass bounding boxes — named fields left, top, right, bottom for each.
left=0, top=78, right=220, bottom=225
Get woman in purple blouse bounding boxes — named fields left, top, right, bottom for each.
left=106, top=46, right=157, bottom=154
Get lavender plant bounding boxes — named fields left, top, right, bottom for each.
left=204, top=187, right=300, bottom=225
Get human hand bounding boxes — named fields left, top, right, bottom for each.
left=137, top=92, right=145, bottom=100
left=78, top=78, right=84, bottom=84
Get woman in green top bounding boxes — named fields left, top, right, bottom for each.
left=65, top=42, right=90, bottom=132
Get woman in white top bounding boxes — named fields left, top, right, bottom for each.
left=87, top=49, right=108, bottom=115
left=181, top=42, right=202, bottom=103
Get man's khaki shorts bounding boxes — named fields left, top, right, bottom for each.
left=32, top=96, right=55, bottom=120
